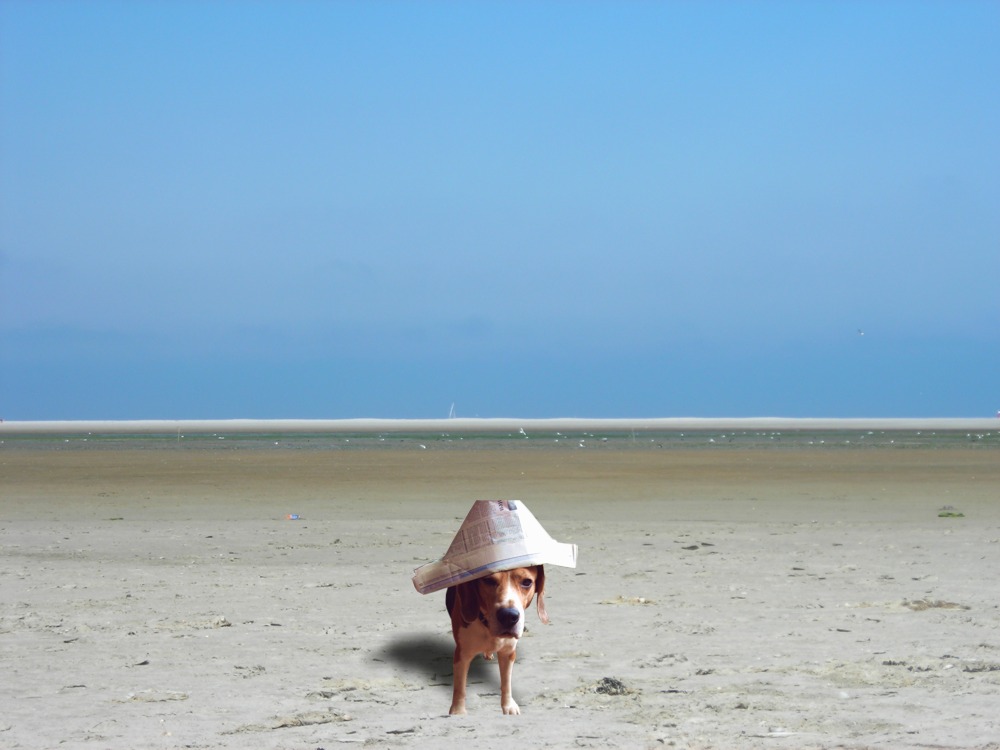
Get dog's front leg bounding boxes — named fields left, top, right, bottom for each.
left=498, top=647, right=519, bottom=715
left=449, top=645, right=473, bottom=715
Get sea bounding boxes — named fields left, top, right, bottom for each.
left=1, top=422, right=997, bottom=453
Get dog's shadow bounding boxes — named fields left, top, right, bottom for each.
left=375, top=634, right=499, bottom=692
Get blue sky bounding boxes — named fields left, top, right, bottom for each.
left=2, top=1, right=998, bottom=419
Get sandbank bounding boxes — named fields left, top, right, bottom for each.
left=1, top=440, right=998, bottom=748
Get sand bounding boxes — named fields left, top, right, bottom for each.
left=4, top=416, right=999, bottom=436
left=2, top=436, right=999, bottom=749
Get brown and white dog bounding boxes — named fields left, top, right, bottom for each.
left=444, top=565, right=547, bottom=715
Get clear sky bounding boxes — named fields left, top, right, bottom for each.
left=2, top=1, right=998, bottom=420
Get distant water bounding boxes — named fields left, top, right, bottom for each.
left=2, top=428, right=996, bottom=452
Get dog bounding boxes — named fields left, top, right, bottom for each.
left=444, top=565, right=547, bottom=715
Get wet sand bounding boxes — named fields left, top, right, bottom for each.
left=2, top=441, right=999, bottom=748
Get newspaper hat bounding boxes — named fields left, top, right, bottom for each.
left=412, top=500, right=578, bottom=595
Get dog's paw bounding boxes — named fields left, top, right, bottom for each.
left=501, top=700, right=520, bottom=715
left=449, top=702, right=467, bottom=716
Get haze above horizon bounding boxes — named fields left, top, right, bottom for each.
left=2, top=1, right=998, bottom=420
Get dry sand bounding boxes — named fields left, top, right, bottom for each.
left=2, top=439, right=999, bottom=749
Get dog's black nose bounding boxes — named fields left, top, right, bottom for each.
left=497, top=607, right=521, bottom=629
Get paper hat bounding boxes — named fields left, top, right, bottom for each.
left=412, top=500, right=578, bottom=595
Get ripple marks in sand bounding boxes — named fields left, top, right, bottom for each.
left=222, top=710, right=352, bottom=734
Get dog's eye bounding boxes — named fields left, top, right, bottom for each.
left=483, top=578, right=500, bottom=588
left=520, top=578, right=533, bottom=589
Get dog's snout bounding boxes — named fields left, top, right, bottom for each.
left=497, top=607, right=521, bottom=630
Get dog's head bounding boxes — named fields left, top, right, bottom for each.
left=454, top=565, right=548, bottom=638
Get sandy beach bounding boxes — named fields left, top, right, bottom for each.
left=2, top=431, right=999, bottom=749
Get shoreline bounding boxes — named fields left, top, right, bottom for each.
left=2, top=416, right=998, bottom=436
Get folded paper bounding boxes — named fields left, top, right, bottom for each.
left=413, top=500, right=577, bottom=595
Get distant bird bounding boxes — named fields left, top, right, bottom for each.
left=857, top=329, right=865, bottom=336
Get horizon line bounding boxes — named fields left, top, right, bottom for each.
left=1, top=416, right=998, bottom=436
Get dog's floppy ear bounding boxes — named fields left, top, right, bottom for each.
left=534, top=565, right=549, bottom=624
left=455, top=580, right=481, bottom=625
